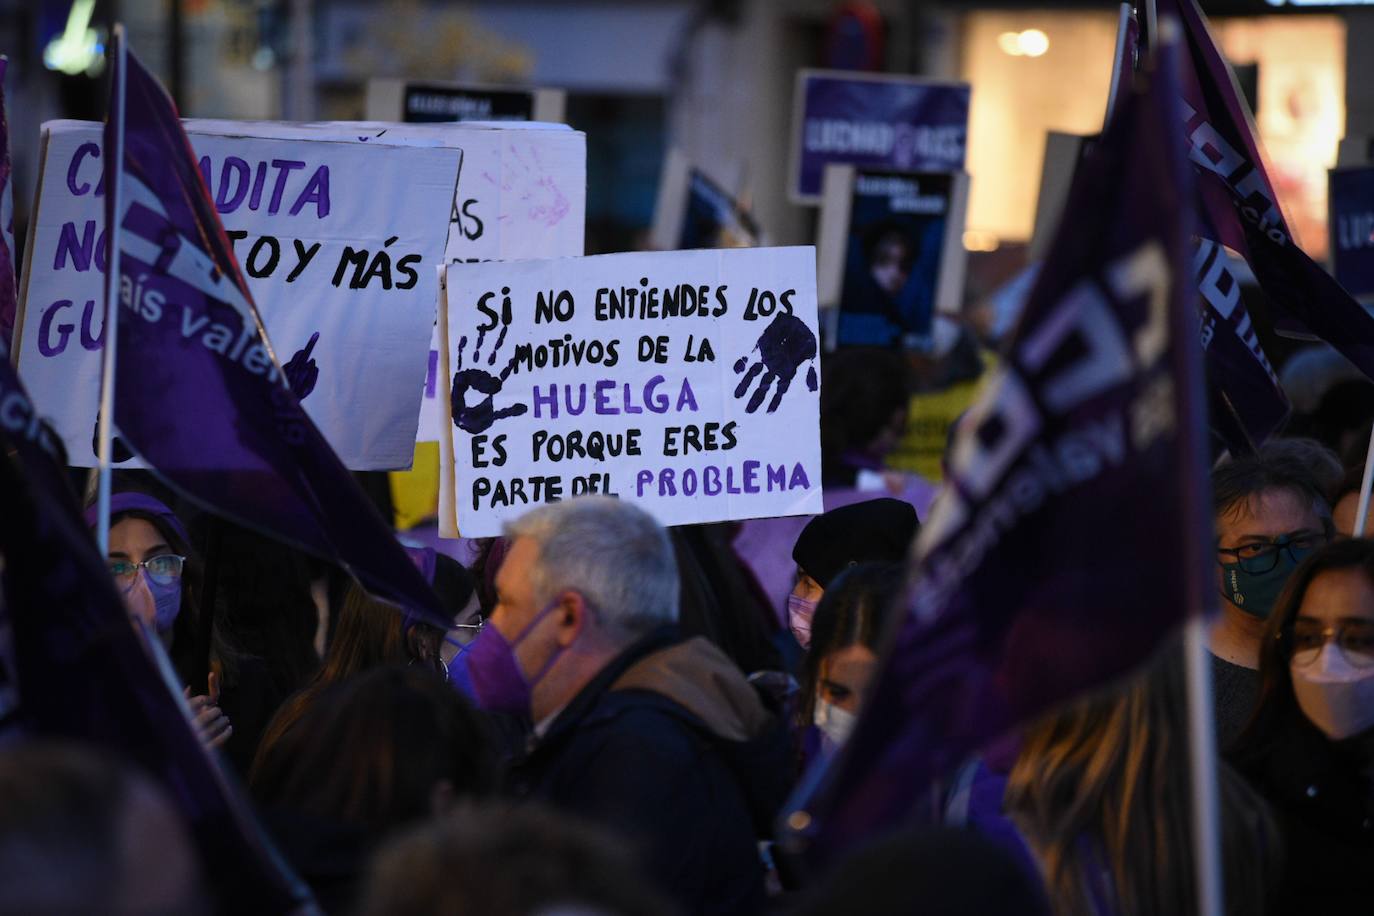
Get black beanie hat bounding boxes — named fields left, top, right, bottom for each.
left=792, top=498, right=919, bottom=588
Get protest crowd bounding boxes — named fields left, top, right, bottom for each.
left=4, top=1, right=1374, bottom=915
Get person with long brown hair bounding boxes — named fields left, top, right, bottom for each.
left=1229, top=538, right=1374, bottom=914
left=1004, top=641, right=1278, bottom=916
left=250, top=582, right=448, bottom=773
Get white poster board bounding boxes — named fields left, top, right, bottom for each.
left=14, top=119, right=460, bottom=469
left=438, top=247, right=824, bottom=538
left=308, top=122, right=586, bottom=442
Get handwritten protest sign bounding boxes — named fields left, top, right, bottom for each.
left=789, top=70, right=969, bottom=205
left=437, top=247, right=823, bottom=538
left=14, top=119, right=460, bottom=469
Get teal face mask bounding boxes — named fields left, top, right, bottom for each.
left=1218, top=533, right=1321, bottom=620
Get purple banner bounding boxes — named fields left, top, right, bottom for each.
left=791, top=71, right=969, bottom=202
left=0, top=341, right=312, bottom=911
left=1165, top=0, right=1374, bottom=380
left=1329, top=166, right=1374, bottom=299
left=103, top=46, right=448, bottom=628
left=789, top=34, right=1213, bottom=858
left=0, top=57, right=15, bottom=347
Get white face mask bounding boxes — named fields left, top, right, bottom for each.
left=1292, top=646, right=1374, bottom=741
left=814, top=698, right=857, bottom=749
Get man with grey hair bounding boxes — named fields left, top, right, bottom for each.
left=468, top=497, right=789, bottom=916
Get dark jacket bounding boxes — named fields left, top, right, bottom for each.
left=1232, top=716, right=1374, bottom=915
left=506, top=628, right=792, bottom=916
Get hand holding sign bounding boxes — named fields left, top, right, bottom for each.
left=283, top=331, right=320, bottom=400
left=732, top=313, right=819, bottom=414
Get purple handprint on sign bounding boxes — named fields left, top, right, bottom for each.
left=450, top=309, right=527, bottom=435
left=283, top=332, right=320, bottom=401
left=732, top=313, right=819, bottom=414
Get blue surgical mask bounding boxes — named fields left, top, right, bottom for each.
left=122, top=570, right=181, bottom=634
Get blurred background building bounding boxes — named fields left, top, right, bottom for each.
left=0, top=0, right=1368, bottom=300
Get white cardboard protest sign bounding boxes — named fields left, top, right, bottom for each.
left=14, top=119, right=460, bottom=469
left=437, top=247, right=824, bottom=538
left=122, top=118, right=586, bottom=445
left=310, top=122, right=586, bottom=442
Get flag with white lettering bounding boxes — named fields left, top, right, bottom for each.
left=787, top=30, right=1213, bottom=857
left=0, top=341, right=314, bottom=912
left=0, top=56, right=16, bottom=346
left=102, top=41, right=447, bottom=627
left=1164, top=0, right=1374, bottom=380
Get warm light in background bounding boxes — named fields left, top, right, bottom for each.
left=963, top=230, right=1001, bottom=252
left=961, top=10, right=1344, bottom=258
left=997, top=29, right=1051, bottom=58
left=962, top=11, right=1119, bottom=243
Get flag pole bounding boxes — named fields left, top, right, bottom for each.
left=96, top=24, right=127, bottom=556
left=1354, top=424, right=1374, bottom=538
left=1153, top=12, right=1222, bottom=911
left=1104, top=3, right=1133, bottom=128
left=1184, top=615, right=1224, bottom=916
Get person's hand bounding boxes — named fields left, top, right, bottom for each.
left=184, top=672, right=231, bottom=749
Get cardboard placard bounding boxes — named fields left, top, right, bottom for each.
left=817, top=164, right=968, bottom=350
left=15, top=119, right=460, bottom=469
left=437, top=247, right=823, bottom=537
left=789, top=69, right=970, bottom=205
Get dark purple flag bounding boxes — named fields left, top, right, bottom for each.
left=788, top=32, right=1213, bottom=858
left=0, top=56, right=16, bottom=347
left=1193, top=222, right=1289, bottom=452
left=102, top=43, right=447, bottom=628
left=1164, top=0, right=1374, bottom=379
left=0, top=347, right=314, bottom=912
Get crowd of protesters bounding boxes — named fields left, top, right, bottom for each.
left=2, top=327, right=1372, bottom=916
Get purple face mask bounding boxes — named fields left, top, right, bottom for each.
left=788, top=594, right=817, bottom=649
left=463, top=602, right=565, bottom=716
left=122, top=570, right=182, bottom=634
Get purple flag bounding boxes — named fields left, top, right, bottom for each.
left=0, top=346, right=314, bottom=911
left=789, top=32, right=1213, bottom=857
left=0, top=57, right=16, bottom=347
left=1193, top=221, right=1288, bottom=452
left=102, top=43, right=446, bottom=628
left=1164, top=0, right=1374, bottom=379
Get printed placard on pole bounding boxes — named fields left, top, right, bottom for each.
left=788, top=69, right=970, bottom=205
left=817, top=164, right=968, bottom=350
left=438, top=247, right=823, bottom=538
left=366, top=78, right=567, bottom=124
left=1329, top=165, right=1374, bottom=300
left=15, top=119, right=460, bottom=470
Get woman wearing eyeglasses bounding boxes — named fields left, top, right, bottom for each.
left=1230, top=538, right=1374, bottom=915
left=85, top=492, right=232, bottom=750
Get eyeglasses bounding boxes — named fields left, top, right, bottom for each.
left=1286, top=619, right=1374, bottom=669
left=106, top=555, right=186, bottom=587
left=1216, top=532, right=1325, bottom=575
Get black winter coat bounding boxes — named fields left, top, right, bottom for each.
left=1232, top=716, right=1374, bottom=915
left=506, top=628, right=792, bottom=916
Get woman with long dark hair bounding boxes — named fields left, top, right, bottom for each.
left=1230, top=538, right=1374, bottom=914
